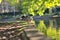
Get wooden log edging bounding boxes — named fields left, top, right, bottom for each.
left=0, top=23, right=29, bottom=40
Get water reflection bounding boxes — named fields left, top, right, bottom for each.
left=34, top=17, right=60, bottom=40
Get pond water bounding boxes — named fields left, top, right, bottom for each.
left=33, top=16, right=60, bottom=40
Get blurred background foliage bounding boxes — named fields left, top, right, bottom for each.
left=20, top=0, right=60, bottom=16
left=0, top=0, right=60, bottom=16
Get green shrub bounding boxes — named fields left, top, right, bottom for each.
left=47, top=27, right=56, bottom=40
left=57, top=28, right=60, bottom=40
left=36, top=21, right=60, bottom=40
left=37, top=21, right=47, bottom=35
